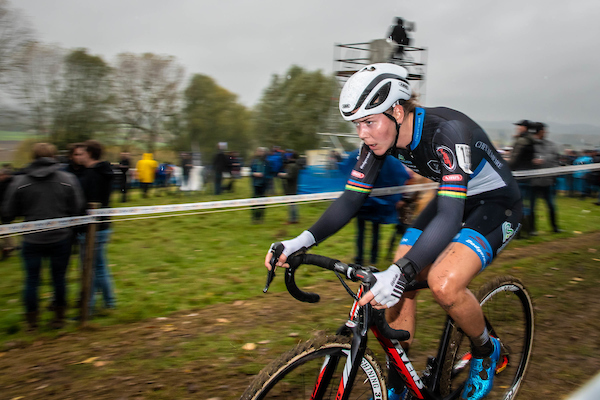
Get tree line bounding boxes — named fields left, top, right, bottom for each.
left=0, top=0, right=349, bottom=160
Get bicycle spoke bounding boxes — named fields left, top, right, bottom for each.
left=440, top=276, right=534, bottom=400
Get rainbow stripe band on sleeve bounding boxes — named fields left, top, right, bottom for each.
left=438, top=184, right=467, bottom=199
left=345, top=179, right=373, bottom=194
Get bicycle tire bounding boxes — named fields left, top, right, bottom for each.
left=439, top=275, right=535, bottom=399
left=241, top=335, right=388, bottom=400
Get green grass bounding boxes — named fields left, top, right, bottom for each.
left=0, top=130, right=33, bottom=141
left=0, top=182, right=599, bottom=346
left=1, top=181, right=600, bottom=399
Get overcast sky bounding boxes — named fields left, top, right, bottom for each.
left=14, top=0, right=600, bottom=128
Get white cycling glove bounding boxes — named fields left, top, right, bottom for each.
left=272, top=230, right=316, bottom=259
left=370, top=260, right=416, bottom=308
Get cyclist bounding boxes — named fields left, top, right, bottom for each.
left=265, top=63, right=522, bottom=400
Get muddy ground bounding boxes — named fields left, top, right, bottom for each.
left=1, top=233, right=600, bottom=400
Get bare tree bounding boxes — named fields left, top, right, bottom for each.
left=112, top=52, right=185, bottom=152
left=8, top=42, right=65, bottom=135
left=0, top=0, right=34, bottom=80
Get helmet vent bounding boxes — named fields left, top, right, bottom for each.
left=366, top=82, right=391, bottom=110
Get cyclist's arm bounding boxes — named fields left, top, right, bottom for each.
left=308, top=144, right=384, bottom=244
left=401, top=121, right=471, bottom=273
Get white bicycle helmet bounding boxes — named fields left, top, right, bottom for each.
left=339, top=63, right=411, bottom=121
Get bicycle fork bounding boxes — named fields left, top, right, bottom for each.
left=310, top=306, right=375, bottom=400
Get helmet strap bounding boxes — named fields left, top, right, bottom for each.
left=383, top=112, right=401, bottom=157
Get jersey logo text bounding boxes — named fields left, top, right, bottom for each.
left=351, top=170, right=365, bottom=179
left=443, top=174, right=463, bottom=182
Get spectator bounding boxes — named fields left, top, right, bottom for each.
left=530, top=123, right=563, bottom=234
left=213, top=142, right=228, bottom=195
left=559, top=149, right=577, bottom=197
left=226, top=151, right=242, bottom=192
left=65, top=142, right=87, bottom=179
left=573, top=150, right=594, bottom=198
left=278, top=151, right=301, bottom=224
left=2, top=143, right=85, bottom=330
left=155, top=162, right=172, bottom=195
left=585, top=149, right=600, bottom=204
left=181, top=152, right=193, bottom=190
left=251, top=147, right=272, bottom=223
left=77, top=140, right=116, bottom=313
left=118, top=152, right=130, bottom=202
left=0, top=166, right=15, bottom=260
left=267, top=146, right=284, bottom=194
left=136, top=153, right=158, bottom=198
left=388, top=17, right=411, bottom=59
left=509, top=119, right=535, bottom=238
left=591, top=149, right=600, bottom=206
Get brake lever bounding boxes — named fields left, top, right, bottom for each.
left=264, top=242, right=284, bottom=293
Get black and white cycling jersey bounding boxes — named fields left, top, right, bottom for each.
left=307, top=106, right=521, bottom=272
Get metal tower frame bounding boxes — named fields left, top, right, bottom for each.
left=333, top=41, right=428, bottom=100
left=320, top=40, right=428, bottom=152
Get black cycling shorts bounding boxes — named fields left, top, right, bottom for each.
left=400, top=189, right=522, bottom=270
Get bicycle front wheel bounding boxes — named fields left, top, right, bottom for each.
left=440, top=276, right=535, bottom=399
left=241, top=335, right=387, bottom=400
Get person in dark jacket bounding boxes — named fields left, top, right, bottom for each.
left=278, top=151, right=301, bottom=224
left=0, top=166, right=15, bottom=260
left=509, top=119, right=536, bottom=237
left=64, top=142, right=87, bottom=179
left=388, top=17, right=410, bottom=59
left=530, top=122, right=563, bottom=234
left=250, top=147, right=271, bottom=223
left=213, top=143, right=228, bottom=195
left=77, top=140, right=116, bottom=313
left=118, top=152, right=130, bottom=202
left=2, top=143, right=85, bottom=330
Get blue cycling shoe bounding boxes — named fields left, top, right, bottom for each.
left=461, top=337, right=501, bottom=400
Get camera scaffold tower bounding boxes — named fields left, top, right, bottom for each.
left=334, top=39, right=427, bottom=98
left=320, top=39, right=428, bottom=152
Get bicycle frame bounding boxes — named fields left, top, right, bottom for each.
left=314, top=284, right=464, bottom=400
left=258, top=251, right=529, bottom=400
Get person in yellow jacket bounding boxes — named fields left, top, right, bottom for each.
left=136, top=153, right=158, bottom=198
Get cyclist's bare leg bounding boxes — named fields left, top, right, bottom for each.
left=426, top=242, right=485, bottom=339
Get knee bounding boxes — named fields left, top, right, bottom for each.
left=428, top=273, right=463, bottom=310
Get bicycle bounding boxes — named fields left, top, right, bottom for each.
left=241, top=250, right=534, bottom=400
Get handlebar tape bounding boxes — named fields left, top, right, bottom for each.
left=374, top=309, right=411, bottom=341
left=284, top=265, right=320, bottom=303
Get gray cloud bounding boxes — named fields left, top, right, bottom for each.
left=15, top=0, right=600, bottom=127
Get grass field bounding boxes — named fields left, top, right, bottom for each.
left=0, top=180, right=599, bottom=399
left=1, top=180, right=599, bottom=340
left=0, top=131, right=31, bottom=141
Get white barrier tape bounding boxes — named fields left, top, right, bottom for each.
left=0, top=215, right=96, bottom=236
left=1, top=163, right=598, bottom=237
left=513, top=162, right=600, bottom=178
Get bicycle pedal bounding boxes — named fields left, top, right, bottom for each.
left=496, top=355, right=509, bottom=374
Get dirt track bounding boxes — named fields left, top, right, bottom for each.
left=1, top=232, right=599, bottom=399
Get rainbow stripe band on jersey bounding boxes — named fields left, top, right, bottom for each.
left=438, top=184, right=467, bottom=199
left=345, top=179, right=373, bottom=194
